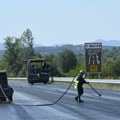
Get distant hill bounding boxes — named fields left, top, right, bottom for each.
left=0, top=39, right=120, bottom=51
left=0, top=39, right=120, bottom=59
left=95, top=39, right=120, bottom=46
left=34, top=44, right=84, bottom=55
left=34, top=39, right=120, bottom=55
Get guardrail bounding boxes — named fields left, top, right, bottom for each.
left=8, top=77, right=120, bottom=84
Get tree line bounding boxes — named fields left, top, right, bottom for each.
left=0, top=28, right=120, bottom=79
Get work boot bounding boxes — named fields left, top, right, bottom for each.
left=78, top=98, right=84, bottom=102
left=74, top=97, right=78, bottom=102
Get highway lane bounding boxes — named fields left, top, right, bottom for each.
left=0, top=80, right=120, bottom=120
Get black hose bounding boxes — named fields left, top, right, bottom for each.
left=24, top=76, right=76, bottom=106
left=0, top=76, right=76, bottom=106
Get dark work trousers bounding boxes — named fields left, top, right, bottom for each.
left=77, top=85, right=83, bottom=100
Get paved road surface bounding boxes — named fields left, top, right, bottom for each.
left=0, top=80, right=120, bottom=120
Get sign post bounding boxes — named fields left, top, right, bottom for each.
left=84, top=43, right=102, bottom=74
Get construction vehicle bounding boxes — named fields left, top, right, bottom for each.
left=0, top=70, right=14, bottom=102
left=27, top=58, right=51, bottom=85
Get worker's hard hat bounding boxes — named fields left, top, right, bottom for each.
left=79, top=70, right=84, bottom=74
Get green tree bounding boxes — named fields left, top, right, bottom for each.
left=4, top=37, right=23, bottom=76
left=112, top=60, right=120, bottom=78
left=21, top=28, right=35, bottom=60
left=3, top=28, right=35, bottom=77
left=57, top=49, right=77, bottom=72
left=0, top=60, right=7, bottom=70
left=102, top=61, right=115, bottom=78
left=68, top=63, right=85, bottom=77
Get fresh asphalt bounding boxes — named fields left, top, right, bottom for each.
left=0, top=80, right=120, bottom=120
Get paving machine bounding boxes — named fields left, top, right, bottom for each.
left=27, top=58, right=51, bottom=85
left=0, top=70, right=14, bottom=102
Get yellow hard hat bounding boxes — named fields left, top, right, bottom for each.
left=79, top=70, right=84, bottom=73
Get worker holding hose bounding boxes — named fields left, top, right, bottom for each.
left=74, top=70, right=88, bottom=102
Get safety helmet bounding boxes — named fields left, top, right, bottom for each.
left=79, top=70, right=84, bottom=74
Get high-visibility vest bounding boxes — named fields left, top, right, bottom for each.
left=74, top=75, right=79, bottom=89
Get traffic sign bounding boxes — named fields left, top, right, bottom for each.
left=84, top=43, right=102, bottom=73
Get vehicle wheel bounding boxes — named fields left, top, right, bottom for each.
left=31, top=82, right=34, bottom=85
left=9, top=87, right=14, bottom=94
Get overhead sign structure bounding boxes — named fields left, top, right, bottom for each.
left=84, top=43, right=102, bottom=73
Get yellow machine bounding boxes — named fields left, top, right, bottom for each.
left=27, top=58, right=51, bottom=85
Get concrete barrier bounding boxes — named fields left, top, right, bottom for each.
left=8, top=77, right=120, bottom=84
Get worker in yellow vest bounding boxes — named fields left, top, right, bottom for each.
left=74, top=70, right=88, bottom=102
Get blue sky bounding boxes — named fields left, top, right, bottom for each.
left=0, top=0, right=120, bottom=46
